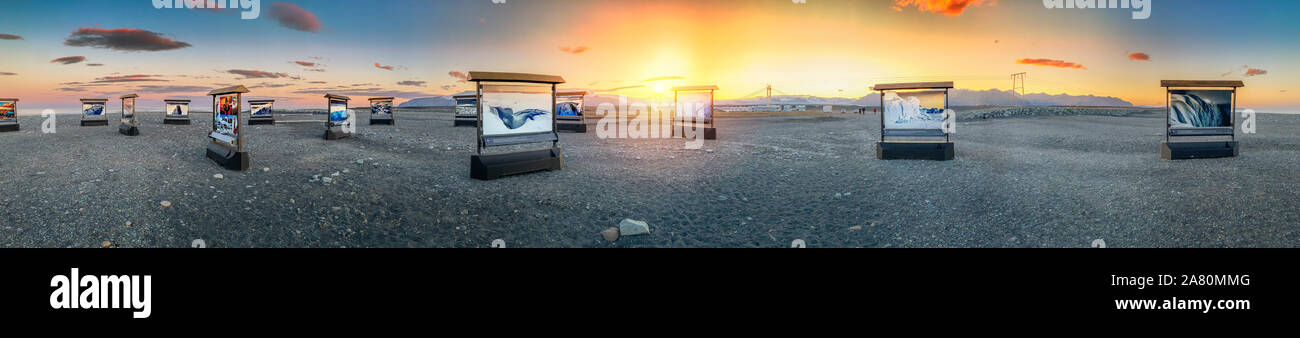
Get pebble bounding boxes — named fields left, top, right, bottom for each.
left=322, top=177, right=334, bottom=184
left=262, top=167, right=270, bottom=172
left=213, top=174, right=224, bottom=179
left=601, top=228, right=620, bottom=242
left=849, top=225, right=863, bottom=231
left=100, top=241, right=112, bottom=248
left=619, top=219, right=651, bottom=236
left=160, top=201, right=172, bottom=208
left=356, top=159, right=365, bottom=164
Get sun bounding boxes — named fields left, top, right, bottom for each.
left=654, top=83, right=666, bottom=93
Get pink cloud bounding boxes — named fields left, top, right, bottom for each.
left=1128, top=52, right=1151, bottom=61
left=269, top=2, right=322, bottom=33
left=50, top=56, right=87, bottom=64
left=559, top=46, right=589, bottom=54
left=894, top=0, right=992, bottom=17
left=64, top=27, right=191, bottom=51
left=1016, top=58, right=1086, bottom=70
left=374, top=63, right=394, bottom=71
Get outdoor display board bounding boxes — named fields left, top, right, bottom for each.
left=369, top=97, right=394, bottom=125
left=81, top=100, right=106, bottom=118
left=480, top=83, right=554, bottom=137
left=674, top=87, right=716, bottom=122
left=0, top=98, right=17, bottom=132
left=0, top=99, right=14, bottom=121
left=324, top=94, right=353, bottom=139
left=873, top=82, right=955, bottom=161
left=212, top=93, right=240, bottom=146
left=120, top=94, right=137, bottom=125
left=165, top=100, right=190, bottom=117
left=250, top=100, right=274, bottom=118
left=206, top=85, right=250, bottom=170
left=455, top=95, right=478, bottom=117
left=556, top=92, right=584, bottom=120
left=1159, top=80, right=1243, bottom=160
left=467, top=71, right=565, bottom=180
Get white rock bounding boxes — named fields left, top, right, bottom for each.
left=601, top=228, right=620, bottom=242
left=322, top=177, right=334, bottom=184
left=213, top=174, right=224, bottom=179
left=160, top=201, right=172, bottom=208
left=262, top=167, right=270, bottom=172
left=356, top=159, right=365, bottom=164
left=618, top=219, right=650, bottom=236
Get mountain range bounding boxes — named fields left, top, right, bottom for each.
left=399, top=89, right=1136, bottom=108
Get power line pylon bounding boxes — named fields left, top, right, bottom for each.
left=1010, top=73, right=1026, bottom=106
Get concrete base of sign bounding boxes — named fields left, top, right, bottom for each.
left=248, top=117, right=274, bottom=125
left=370, top=118, right=395, bottom=125
left=325, top=127, right=353, bottom=140
left=0, top=122, right=17, bottom=132
left=81, top=120, right=108, bottom=127
left=454, top=118, right=476, bottom=127
left=877, top=142, right=955, bottom=161
left=671, top=124, right=717, bottom=140
left=206, top=142, right=249, bottom=171
left=118, top=124, right=140, bottom=136
left=163, top=118, right=191, bottom=125
left=557, top=121, right=587, bottom=133
left=1161, top=141, right=1237, bottom=160
left=471, top=147, right=563, bottom=180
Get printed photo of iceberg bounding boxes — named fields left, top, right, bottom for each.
left=556, top=101, right=581, bottom=117
left=166, top=103, right=189, bottom=116
left=883, top=91, right=945, bottom=130
left=251, top=103, right=273, bottom=116
left=456, top=98, right=478, bottom=117
left=677, top=92, right=713, bottom=120
left=480, top=86, right=554, bottom=136
left=329, top=100, right=349, bottom=124
left=1169, top=90, right=1232, bottom=128
left=0, top=101, right=14, bottom=119
left=82, top=104, right=104, bottom=116
left=371, top=101, right=392, bottom=115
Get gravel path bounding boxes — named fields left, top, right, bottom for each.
left=0, top=109, right=1296, bottom=248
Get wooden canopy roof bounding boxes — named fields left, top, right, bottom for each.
left=873, top=82, right=955, bottom=91
left=80, top=98, right=109, bottom=103
left=556, top=90, right=589, bottom=97
left=325, top=94, right=351, bottom=101
left=208, top=85, right=249, bottom=95
left=119, top=94, right=139, bottom=99
left=1161, top=80, right=1245, bottom=88
left=368, top=97, right=395, bottom=101
left=468, top=72, right=565, bottom=84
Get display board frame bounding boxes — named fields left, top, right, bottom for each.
left=248, top=99, right=276, bottom=125
left=163, top=98, right=192, bottom=125
left=467, top=71, right=565, bottom=180
left=324, top=94, right=353, bottom=140
left=119, top=94, right=140, bottom=136
left=206, top=85, right=250, bottom=170
left=0, top=98, right=17, bottom=132
left=555, top=90, right=587, bottom=133
left=1159, top=80, right=1244, bottom=160
left=872, top=82, right=955, bottom=161
left=672, top=85, right=719, bottom=140
left=368, top=97, right=395, bottom=125
left=80, top=98, right=109, bottom=126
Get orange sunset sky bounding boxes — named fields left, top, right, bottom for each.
left=0, top=0, right=1296, bottom=112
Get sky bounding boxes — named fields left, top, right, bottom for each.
left=1, top=0, right=1296, bottom=113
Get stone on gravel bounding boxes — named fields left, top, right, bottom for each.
left=601, top=228, right=620, bottom=242
left=619, top=219, right=650, bottom=236
left=213, top=174, right=224, bottom=179
left=262, top=167, right=270, bottom=172
left=849, top=225, right=863, bottom=231
left=160, top=201, right=172, bottom=208
left=100, top=241, right=112, bottom=248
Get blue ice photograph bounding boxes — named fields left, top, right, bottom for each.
left=883, top=91, right=945, bottom=130
left=480, top=88, right=553, bottom=136
left=1169, top=90, right=1233, bottom=128
left=371, top=101, right=392, bottom=115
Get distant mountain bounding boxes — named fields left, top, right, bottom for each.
left=398, top=91, right=474, bottom=107
left=399, top=89, right=1135, bottom=108
left=717, top=89, right=1133, bottom=107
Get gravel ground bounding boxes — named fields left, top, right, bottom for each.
left=0, top=108, right=1296, bottom=248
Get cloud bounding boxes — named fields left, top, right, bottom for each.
left=252, top=82, right=294, bottom=89
left=449, top=71, right=469, bottom=82
left=57, top=87, right=87, bottom=92
left=596, top=85, right=645, bottom=92
left=269, top=2, right=322, bottom=33
left=133, top=85, right=211, bottom=93
left=92, top=74, right=168, bottom=83
left=893, top=0, right=992, bottom=17
left=559, top=46, right=589, bottom=54
left=64, top=27, right=192, bottom=51
left=294, top=61, right=317, bottom=67
left=1245, top=68, right=1268, bottom=77
left=1016, top=58, right=1086, bottom=70
left=0, top=34, right=21, bottom=40
left=397, top=81, right=427, bottom=87
left=306, top=68, right=325, bottom=72
left=1127, top=52, right=1150, bottom=61
left=440, top=84, right=458, bottom=91
left=0, top=72, right=16, bottom=76
left=374, top=63, right=394, bottom=71
left=86, top=63, right=104, bottom=67
left=643, top=76, right=685, bottom=82
left=308, top=81, right=327, bottom=84
left=226, top=69, right=291, bottom=79
left=50, top=56, right=87, bottom=65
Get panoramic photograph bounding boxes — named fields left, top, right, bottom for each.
left=0, top=0, right=1295, bottom=324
